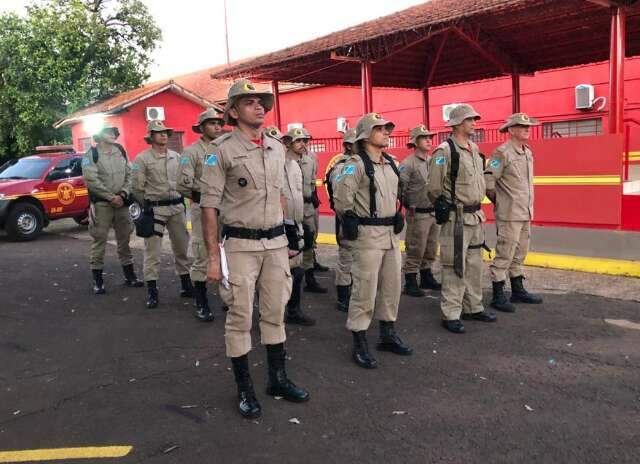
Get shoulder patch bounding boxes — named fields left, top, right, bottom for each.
left=342, top=165, right=355, bottom=176
left=131, top=163, right=140, bottom=171
left=82, top=157, right=91, bottom=166
left=205, top=153, right=218, bottom=166
left=489, top=159, right=501, bottom=169
left=213, top=133, right=232, bottom=146
left=435, top=156, right=446, bottom=166
left=180, top=157, right=190, bottom=165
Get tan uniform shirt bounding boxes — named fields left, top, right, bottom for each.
left=334, top=153, right=400, bottom=250
left=82, top=146, right=131, bottom=201
left=131, top=148, right=183, bottom=215
left=297, top=151, right=317, bottom=217
left=427, top=138, right=486, bottom=225
left=399, top=151, right=432, bottom=209
left=484, top=139, right=534, bottom=221
left=283, top=156, right=304, bottom=224
left=329, top=154, right=350, bottom=194
left=200, top=130, right=287, bottom=252
left=177, top=138, right=214, bottom=201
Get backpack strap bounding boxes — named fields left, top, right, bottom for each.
left=356, top=153, right=378, bottom=218
left=90, top=143, right=128, bottom=163
left=445, top=139, right=460, bottom=206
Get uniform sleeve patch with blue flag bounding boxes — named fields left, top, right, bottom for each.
left=180, top=157, right=190, bottom=165
left=82, top=157, right=90, bottom=166
left=342, top=165, right=355, bottom=176
left=435, top=156, right=446, bottom=165
left=398, top=165, right=406, bottom=172
left=205, top=153, right=218, bottom=166
left=131, top=163, right=140, bottom=171
left=490, top=159, right=501, bottom=169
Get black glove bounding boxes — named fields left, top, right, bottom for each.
left=311, top=190, right=321, bottom=209
left=285, top=223, right=300, bottom=251
left=342, top=211, right=359, bottom=241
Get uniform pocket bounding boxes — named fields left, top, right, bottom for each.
left=220, top=272, right=243, bottom=307
left=351, top=267, right=372, bottom=304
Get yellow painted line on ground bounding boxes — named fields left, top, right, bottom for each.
left=317, top=233, right=640, bottom=277
left=0, top=446, right=132, bottom=462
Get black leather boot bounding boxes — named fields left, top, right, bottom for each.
left=420, top=268, right=442, bottom=290
left=313, top=259, right=329, bottom=273
left=146, top=280, right=158, bottom=309
left=491, top=281, right=516, bottom=312
left=442, top=319, right=465, bottom=334
left=285, top=268, right=315, bottom=326
left=351, top=331, right=377, bottom=369
left=304, top=269, right=328, bottom=294
left=179, top=274, right=194, bottom=298
left=231, top=355, right=261, bottom=419
left=377, top=321, right=413, bottom=355
left=336, top=285, right=350, bottom=313
left=265, top=343, right=310, bottom=402
left=461, top=311, right=497, bottom=322
left=193, top=281, right=213, bottom=322
left=403, top=273, right=425, bottom=297
left=510, top=276, right=543, bottom=304
left=122, top=264, right=143, bottom=287
left=92, top=269, right=105, bottom=295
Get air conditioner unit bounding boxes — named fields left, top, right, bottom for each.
left=145, top=107, right=165, bottom=121
left=575, top=84, right=594, bottom=110
left=287, top=122, right=303, bottom=132
left=337, top=117, right=348, bottom=133
left=442, top=103, right=462, bottom=122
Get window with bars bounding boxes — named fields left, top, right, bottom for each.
left=543, top=118, right=602, bottom=138
left=308, top=142, right=326, bottom=152
left=168, top=131, right=184, bottom=153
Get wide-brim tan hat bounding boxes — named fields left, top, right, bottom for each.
left=446, top=104, right=481, bottom=127
left=355, top=113, right=395, bottom=142
left=192, top=108, right=224, bottom=133
left=224, top=79, right=274, bottom=126
left=343, top=128, right=357, bottom=145
left=407, top=124, right=436, bottom=147
left=144, top=120, right=174, bottom=143
left=499, top=112, right=540, bottom=133
left=282, top=127, right=312, bottom=143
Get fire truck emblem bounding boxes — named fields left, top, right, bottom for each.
left=57, top=182, right=76, bottom=205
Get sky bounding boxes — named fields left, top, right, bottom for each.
left=1, top=0, right=427, bottom=82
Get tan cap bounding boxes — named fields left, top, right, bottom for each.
left=92, top=126, right=120, bottom=142
left=282, top=127, right=311, bottom=143
left=224, top=79, right=274, bottom=126
left=446, top=104, right=481, bottom=127
left=144, top=120, right=174, bottom=143
left=192, top=108, right=224, bottom=133
left=264, top=125, right=283, bottom=140
left=343, top=127, right=357, bottom=145
left=355, top=112, right=395, bottom=142
left=407, top=124, right=436, bottom=147
left=499, top=112, right=540, bottom=133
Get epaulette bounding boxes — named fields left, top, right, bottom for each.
left=213, top=132, right=233, bottom=146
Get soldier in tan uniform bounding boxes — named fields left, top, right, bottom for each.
left=326, top=128, right=357, bottom=312
left=283, top=128, right=328, bottom=294
left=281, top=128, right=316, bottom=326
left=201, top=80, right=309, bottom=419
left=82, top=126, right=142, bottom=294
left=334, top=113, right=412, bottom=369
left=177, top=108, right=224, bottom=322
left=131, top=120, right=193, bottom=309
left=400, top=125, right=441, bottom=297
left=485, top=113, right=543, bottom=312
left=427, top=104, right=497, bottom=334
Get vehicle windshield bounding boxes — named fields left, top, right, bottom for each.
left=0, top=158, right=51, bottom=180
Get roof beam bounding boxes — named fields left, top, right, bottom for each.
left=586, top=0, right=638, bottom=6
left=423, top=30, right=449, bottom=88
left=451, top=22, right=533, bottom=75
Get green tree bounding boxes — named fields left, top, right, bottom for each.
left=0, top=0, right=161, bottom=158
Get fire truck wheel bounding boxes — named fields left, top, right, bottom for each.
left=6, top=202, right=44, bottom=241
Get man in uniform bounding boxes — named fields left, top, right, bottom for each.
left=334, top=113, right=412, bottom=369
left=177, top=108, right=225, bottom=322
left=427, top=104, right=497, bottom=334
left=327, top=128, right=357, bottom=312
left=284, top=128, right=328, bottom=294
left=131, top=120, right=193, bottom=309
left=485, top=113, right=543, bottom=312
left=201, top=79, right=309, bottom=419
left=400, top=125, right=441, bottom=297
left=82, top=125, right=143, bottom=294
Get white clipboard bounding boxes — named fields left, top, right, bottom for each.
left=219, top=238, right=230, bottom=289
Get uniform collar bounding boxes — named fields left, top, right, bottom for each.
left=449, top=136, right=473, bottom=154
left=413, top=150, right=428, bottom=161
left=286, top=149, right=303, bottom=162
left=507, top=138, right=529, bottom=155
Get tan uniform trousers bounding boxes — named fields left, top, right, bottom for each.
left=335, top=240, right=354, bottom=286
left=302, top=207, right=319, bottom=270
left=220, top=247, right=292, bottom=358
left=490, top=220, right=530, bottom=282
left=143, top=209, right=191, bottom=281
left=439, top=220, right=485, bottom=320
left=346, top=246, right=401, bottom=332
left=89, top=202, right=134, bottom=270
left=188, top=203, right=209, bottom=282
left=403, top=212, right=440, bottom=275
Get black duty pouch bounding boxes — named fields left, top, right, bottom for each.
left=302, top=223, right=314, bottom=250
left=285, top=223, right=300, bottom=251
left=135, top=206, right=155, bottom=238
left=311, top=190, right=321, bottom=209
left=342, top=211, right=359, bottom=241
left=393, top=211, right=405, bottom=234
left=434, top=195, right=451, bottom=225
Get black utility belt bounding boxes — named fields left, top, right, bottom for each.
left=415, top=207, right=435, bottom=213
left=358, top=216, right=396, bottom=226
left=456, top=204, right=481, bottom=213
left=222, top=224, right=285, bottom=240
left=146, top=197, right=183, bottom=207
left=191, top=191, right=201, bottom=204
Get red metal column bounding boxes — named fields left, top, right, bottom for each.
left=608, top=7, right=625, bottom=134
left=361, top=61, right=373, bottom=114
left=422, top=87, right=430, bottom=128
left=271, top=80, right=282, bottom=131
left=616, top=7, right=626, bottom=135
left=511, top=69, right=521, bottom=113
